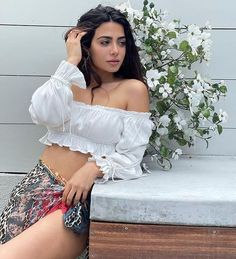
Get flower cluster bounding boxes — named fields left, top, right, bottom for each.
left=116, top=0, right=228, bottom=169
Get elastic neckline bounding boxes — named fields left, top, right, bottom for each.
left=72, top=100, right=151, bottom=116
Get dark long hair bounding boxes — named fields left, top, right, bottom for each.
left=64, top=5, right=146, bottom=104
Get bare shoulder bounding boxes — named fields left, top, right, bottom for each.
left=120, top=79, right=150, bottom=113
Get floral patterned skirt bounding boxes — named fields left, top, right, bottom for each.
left=0, top=159, right=90, bottom=258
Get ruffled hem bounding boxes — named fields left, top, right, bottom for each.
left=88, top=155, right=113, bottom=184
left=39, top=131, right=115, bottom=155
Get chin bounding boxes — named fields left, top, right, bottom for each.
left=107, top=65, right=121, bottom=73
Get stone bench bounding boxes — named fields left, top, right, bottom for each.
left=89, top=155, right=236, bottom=258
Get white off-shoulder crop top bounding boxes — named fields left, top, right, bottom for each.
left=29, top=61, right=155, bottom=183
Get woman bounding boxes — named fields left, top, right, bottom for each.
left=0, top=4, right=154, bottom=259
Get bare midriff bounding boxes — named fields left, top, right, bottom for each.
left=40, top=144, right=92, bottom=181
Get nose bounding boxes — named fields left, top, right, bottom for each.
left=110, top=43, right=119, bottom=55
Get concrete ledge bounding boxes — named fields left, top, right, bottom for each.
left=90, top=156, right=236, bottom=227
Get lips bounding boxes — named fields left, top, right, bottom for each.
left=107, top=60, right=120, bottom=66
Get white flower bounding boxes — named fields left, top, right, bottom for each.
left=139, top=50, right=152, bottom=66
left=159, top=83, right=172, bottom=98
left=149, top=8, right=158, bottom=19
left=155, top=137, right=161, bottom=146
left=152, top=33, right=159, bottom=40
left=157, top=127, right=168, bottom=135
left=201, top=32, right=211, bottom=40
left=188, top=92, right=203, bottom=108
left=188, top=35, right=202, bottom=54
left=146, top=17, right=153, bottom=27
left=146, top=69, right=162, bottom=80
left=152, top=23, right=159, bottom=29
left=174, top=116, right=187, bottom=130
left=218, top=109, right=228, bottom=123
left=159, top=115, right=171, bottom=127
left=188, top=24, right=201, bottom=35
left=161, top=50, right=167, bottom=58
left=135, top=36, right=142, bottom=47
left=184, top=88, right=189, bottom=94
left=115, top=1, right=132, bottom=12
left=205, top=21, right=212, bottom=30
left=209, top=125, right=217, bottom=131
left=167, top=21, right=177, bottom=31
left=147, top=79, right=157, bottom=91
left=220, top=80, right=225, bottom=85
left=168, top=39, right=176, bottom=46
left=184, top=128, right=195, bottom=138
left=172, top=149, right=182, bottom=160
left=192, top=79, right=203, bottom=93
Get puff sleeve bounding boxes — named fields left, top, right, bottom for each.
left=29, top=60, right=86, bottom=128
left=88, top=113, right=154, bottom=183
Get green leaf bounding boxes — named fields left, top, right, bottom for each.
left=167, top=75, right=176, bottom=85
left=169, top=65, right=178, bottom=75
left=177, top=138, right=187, bottom=146
left=212, top=113, right=219, bottom=123
left=149, top=2, right=155, bottom=8
left=197, top=129, right=204, bottom=137
left=179, top=97, right=189, bottom=106
left=199, top=103, right=205, bottom=109
left=219, top=85, right=227, bottom=94
left=160, top=146, right=170, bottom=158
left=167, top=31, right=176, bottom=39
left=159, top=76, right=166, bottom=84
left=202, top=109, right=210, bottom=118
left=145, top=45, right=153, bottom=54
left=143, top=10, right=149, bottom=16
left=156, top=101, right=168, bottom=114
left=179, top=40, right=190, bottom=52
left=217, top=125, right=223, bottom=135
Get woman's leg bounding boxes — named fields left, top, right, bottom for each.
left=0, top=209, right=88, bottom=259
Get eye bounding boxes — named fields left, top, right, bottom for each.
left=119, top=41, right=126, bottom=47
left=100, top=40, right=110, bottom=46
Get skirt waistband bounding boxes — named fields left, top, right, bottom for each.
left=38, top=159, right=67, bottom=185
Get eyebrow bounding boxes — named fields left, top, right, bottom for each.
left=97, top=36, right=126, bottom=40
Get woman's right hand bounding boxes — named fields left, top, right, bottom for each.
left=66, top=29, right=87, bottom=66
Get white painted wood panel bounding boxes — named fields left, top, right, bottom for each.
left=0, top=0, right=235, bottom=28
left=0, top=0, right=120, bottom=26
left=0, top=125, right=45, bottom=172
left=0, top=26, right=66, bottom=76
left=146, top=0, right=236, bottom=28
left=0, top=77, right=47, bottom=123
left=0, top=27, right=235, bottom=80
left=0, top=77, right=235, bottom=128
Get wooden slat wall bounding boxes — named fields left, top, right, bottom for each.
left=0, top=0, right=235, bottom=173
left=89, top=221, right=236, bottom=259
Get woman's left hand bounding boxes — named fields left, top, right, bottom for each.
left=62, top=162, right=101, bottom=206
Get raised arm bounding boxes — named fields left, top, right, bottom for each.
left=29, top=29, right=87, bottom=128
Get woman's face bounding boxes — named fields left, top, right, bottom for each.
left=89, top=21, right=126, bottom=75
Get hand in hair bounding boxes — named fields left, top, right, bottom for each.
left=66, top=29, right=87, bottom=66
